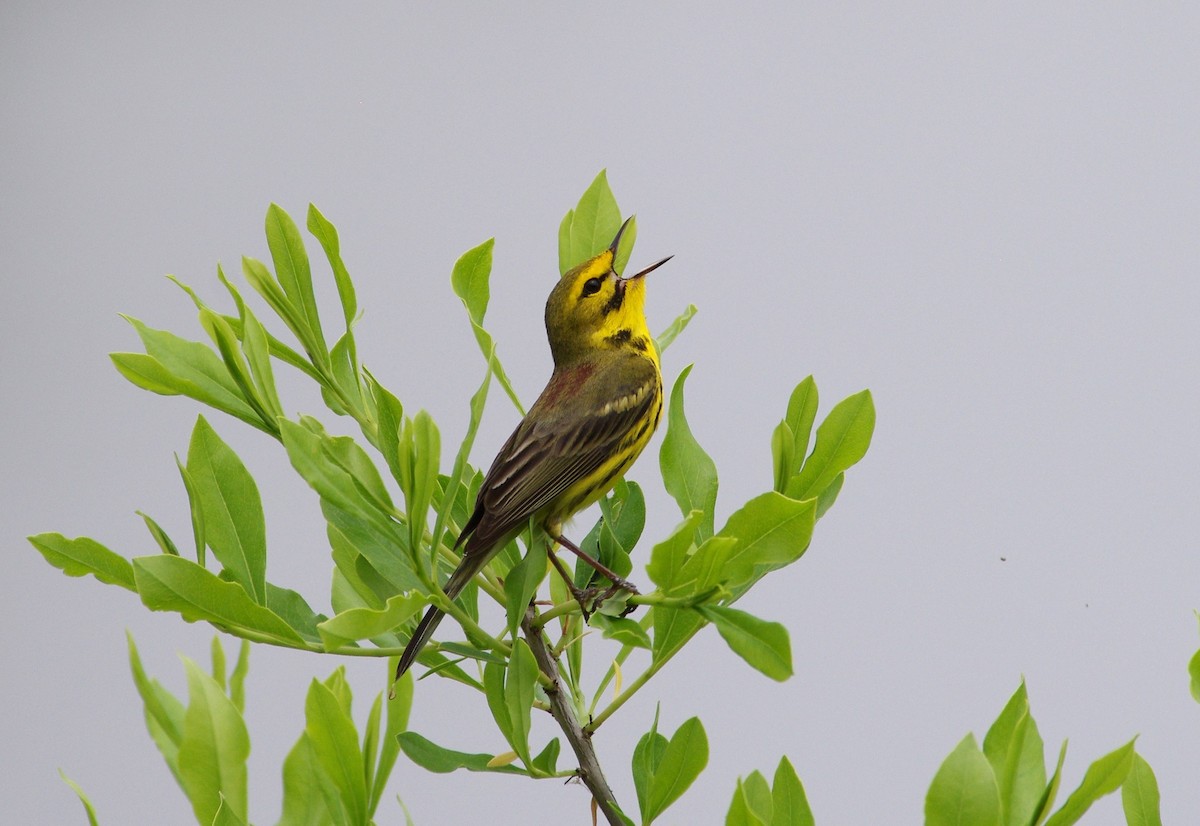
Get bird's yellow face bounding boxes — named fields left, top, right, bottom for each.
left=545, top=232, right=670, bottom=367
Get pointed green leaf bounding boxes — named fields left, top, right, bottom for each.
left=531, top=738, right=561, bottom=776
left=925, top=734, right=1001, bottom=826
left=1189, top=642, right=1200, bottom=704
left=727, top=777, right=770, bottom=826
left=660, top=365, right=718, bottom=541
left=1043, top=738, right=1136, bottom=826
left=396, top=732, right=526, bottom=775
left=212, top=796, right=249, bottom=826
left=317, top=592, right=426, bottom=650
left=307, top=203, right=358, bottom=330
left=186, top=416, right=266, bottom=603
left=645, top=717, right=709, bottom=823
left=982, top=681, right=1045, bottom=826
left=592, top=614, right=652, bottom=649
left=655, top=304, right=697, bottom=354
left=504, top=639, right=539, bottom=769
left=450, top=240, right=524, bottom=413
left=266, top=203, right=326, bottom=354
left=1121, top=753, right=1162, bottom=826
left=1032, top=740, right=1069, bottom=826
left=370, top=665, right=413, bottom=811
left=132, top=555, right=305, bottom=645
left=560, top=170, right=623, bottom=273
left=505, top=533, right=548, bottom=639
left=177, top=658, right=249, bottom=826
left=266, top=582, right=325, bottom=644
left=771, top=421, right=794, bottom=494
left=646, top=511, right=702, bottom=591
left=787, top=390, right=874, bottom=501
left=305, top=679, right=367, bottom=826
left=784, top=377, right=818, bottom=473
left=28, top=533, right=136, bottom=591
left=228, top=641, right=249, bottom=715
left=772, top=756, right=815, bottom=826
left=697, top=605, right=792, bottom=681
left=218, top=267, right=284, bottom=420
left=279, top=734, right=345, bottom=826
left=137, top=511, right=180, bottom=556
left=633, top=709, right=668, bottom=821
left=57, top=770, right=100, bottom=826
left=126, top=633, right=185, bottom=784
left=717, top=492, right=817, bottom=594
left=175, top=455, right=207, bottom=565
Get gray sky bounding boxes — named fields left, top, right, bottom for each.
left=4, top=4, right=1198, bottom=824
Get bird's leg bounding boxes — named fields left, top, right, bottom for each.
left=546, top=549, right=597, bottom=619
left=553, top=533, right=640, bottom=596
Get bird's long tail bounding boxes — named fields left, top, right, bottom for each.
left=394, top=554, right=484, bottom=681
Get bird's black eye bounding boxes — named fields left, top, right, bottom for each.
left=581, top=277, right=603, bottom=297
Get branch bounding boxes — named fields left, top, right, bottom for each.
left=521, top=606, right=626, bottom=826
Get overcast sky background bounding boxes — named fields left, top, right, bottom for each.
left=3, top=5, right=1198, bottom=824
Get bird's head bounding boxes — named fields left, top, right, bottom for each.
left=545, top=218, right=671, bottom=366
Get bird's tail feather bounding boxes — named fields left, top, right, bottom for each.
left=394, top=551, right=488, bottom=681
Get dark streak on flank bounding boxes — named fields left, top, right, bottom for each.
left=608, top=328, right=632, bottom=346
left=630, top=336, right=649, bottom=352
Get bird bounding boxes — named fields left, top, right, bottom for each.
left=395, top=219, right=670, bottom=680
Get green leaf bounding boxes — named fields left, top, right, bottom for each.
left=307, top=204, right=358, bottom=331
left=772, top=756, right=815, bottom=826
left=137, top=511, right=180, bottom=556
left=784, top=377, right=818, bottom=474
left=925, top=734, right=1001, bottom=826
left=645, top=717, right=709, bottom=823
left=981, top=681, right=1045, bottom=826
left=305, top=679, right=367, bottom=826
left=57, top=770, right=100, bottom=826
left=430, top=360, right=492, bottom=559
left=1121, top=753, right=1162, bottom=826
left=177, top=658, right=249, bottom=826
left=632, top=709, right=668, bottom=820
left=559, top=169, right=624, bottom=274
left=212, top=796, right=249, bottom=826
left=505, top=533, right=548, bottom=639
left=1043, top=738, right=1136, bottom=826
left=592, top=614, right=652, bottom=649
left=132, top=555, right=305, bottom=646
left=1189, top=641, right=1200, bottom=704
left=267, top=203, right=326, bottom=355
left=717, top=492, right=817, bottom=596
left=27, top=533, right=136, bottom=591
left=115, top=317, right=261, bottom=428
left=242, top=255, right=316, bottom=367
left=531, top=738, right=561, bottom=776
left=370, top=665, right=413, bottom=811
left=126, top=632, right=186, bottom=783
left=450, top=239, right=524, bottom=413
left=655, top=304, right=697, bottom=354
left=218, top=267, right=285, bottom=421
left=396, top=411, right=441, bottom=573
left=483, top=660, right=513, bottom=746
left=787, top=390, right=874, bottom=501
left=396, top=731, right=526, bottom=775
left=366, top=371, right=405, bottom=485
left=210, top=636, right=228, bottom=691
left=198, top=306, right=270, bottom=429
left=771, top=421, right=794, bottom=494
left=175, top=455, right=207, bottom=565
left=279, top=734, right=345, bottom=826
left=504, top=639, right=539, bottom=769
left=697, top=605, right=792, bottom=681
left=317, top=592, right=426, bottom=650
left=727, top=777, right=770, bottom=826
left=186, top=416, right=266, bottom=603
left=266, top=582, right=326, bottom=644
left=1032, top=740, right=1069, bottom=826
left=646, top=511, right=703, bottom=592
left=228, top=641, right=249, bottom=715
left=660, top=365, right=718, bottom=541
left=814, top=472, right=844, bottom=519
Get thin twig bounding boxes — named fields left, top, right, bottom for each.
left=521, top=606, right=626, bottom=826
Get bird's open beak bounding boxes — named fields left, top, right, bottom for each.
left=627, top=255, right=673, bottom=280
left=608, top=216, right=634, bottom=256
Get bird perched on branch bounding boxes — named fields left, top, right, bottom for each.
left=395, top=219, right=670, bottom=680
